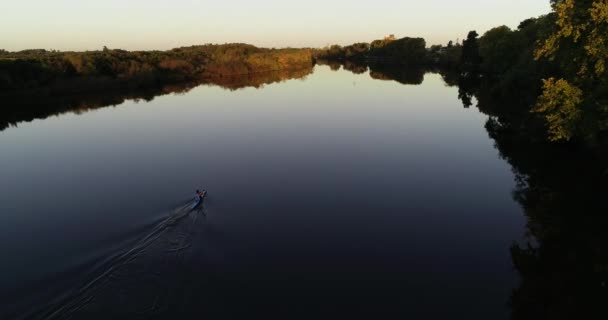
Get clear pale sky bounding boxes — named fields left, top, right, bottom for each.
left=1, top=0, right=551, bottom=51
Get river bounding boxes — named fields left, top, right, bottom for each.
left=0, top=64, right=527, bottom=319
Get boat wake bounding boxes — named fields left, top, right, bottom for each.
left=27, top=198, right=208, bottom=320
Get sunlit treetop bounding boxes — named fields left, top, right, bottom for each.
left=536, top=0, right=608, bottom=77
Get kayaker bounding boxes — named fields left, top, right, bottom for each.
left=196, top=189, right=205, bottom=200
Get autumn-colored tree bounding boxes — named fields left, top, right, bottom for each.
left=535, top=77, right=583, bottom=140
left=535, top=0, right=608, bottom=141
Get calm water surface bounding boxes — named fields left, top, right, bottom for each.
left=0, top=66, right=525, bottom=319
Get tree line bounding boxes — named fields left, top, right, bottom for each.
left=315, top=36, right=428, bottom=66
left=317, top=0, right=608, bottom=144
left=0, top=44, right=313, bottom=92
left=2, top=0, right=607, bottom=144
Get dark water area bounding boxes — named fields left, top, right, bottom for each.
left=1, top=64, right=606, bottom=319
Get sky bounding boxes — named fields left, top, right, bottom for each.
left=1, top=0, right=552, bottom=51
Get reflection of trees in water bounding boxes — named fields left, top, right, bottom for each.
left=200, top=68, right=312, bottom=91
left=368, top=63, right=424, bottom=85
left=437, top=69, right=459, bottom=87
left=318, top=60, right=424, bottom=85
left=456, top=74, right=480, bottom=108
left=342, top=61, right=367, bottom=75
left=487, top=117, right=608, bottom=319
left=433, top=61, right=608, bottom=317
left=0, top=85, right=169, bottom=132
left=3, top=56, right=607, bottom=317
left=0, top=67, right=313, bottom=132
left=316, top=59, right=342, bottom=71
left=469, top=75, right=608, bottom=319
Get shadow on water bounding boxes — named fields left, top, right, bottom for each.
left=326, top=59, right=608, bottom=318
left=492, top=122, right=608, bottom=320
left=318, top=59, right=425, bottom=85
left=453, top=68, right=608, bottom=319
left=0, top=67, right=313, bottom=133
left=25, top=197, right=210, bottom=320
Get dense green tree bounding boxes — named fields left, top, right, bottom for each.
left=369, top=37, right=427, bottom=65
left=535, top=0, right=608, bottom=142
left=440, top=41, right=463, bottom=69
left=460, top=31, right=482, bottom=73
left=478, top=26, right=527, bottom=74
left=316, top=36, right=427, bottom=65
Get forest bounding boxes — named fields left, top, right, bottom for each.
left=1, top=0, right=607, bottom=145
left=315, top=5, right=608, bottom=316
left=318, top=0, right=608, bottom=146
left=0, top=44, right=313, bottom=92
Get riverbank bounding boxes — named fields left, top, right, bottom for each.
left=0, top=44, right=314, bottom=93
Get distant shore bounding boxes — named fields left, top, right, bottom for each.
left=0, top=44, right=314, bottom=94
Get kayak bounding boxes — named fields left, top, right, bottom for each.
left=191, top=190, right=207, bottom=209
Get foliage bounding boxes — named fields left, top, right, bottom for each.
left=460, top=31, right=482, bottom=73
left=478, top=26, right=526, bottom=74
left=369, top=37, right=427, bottom=65
left=0, top=44, right=313, bottom=92
left=370, top=37, right=395, bottom=49
left=4, top=0, right=608, bottom=143
left=318, top=45, right=347, bottom=60
left=533, top=78, right=583, bottom=141
left=466, top=16, right=555, bottom=109
left=536, top=0, right=608, bottom=77
left=316, top=36, right=427, bottom=65
left=427, top=41, right=462, bottom=68
left=535, top=0, right=608, bottom=142
left=344, top=43, right=370, bottom=60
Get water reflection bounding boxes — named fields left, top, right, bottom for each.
left=453, top=67, right=608, bottom=319
left=1, top=64, right=522, bottom=319
left=319, top=59, right=425, bottom=85
left=1, top=60, right=605, bottom=319
left=342, top=61, right=368, bottom=75
left=489, top=117, right=608, bottom=319
left=324, top=59, right=608, bottom=318
left=0, top=67, right=313, bottom=132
